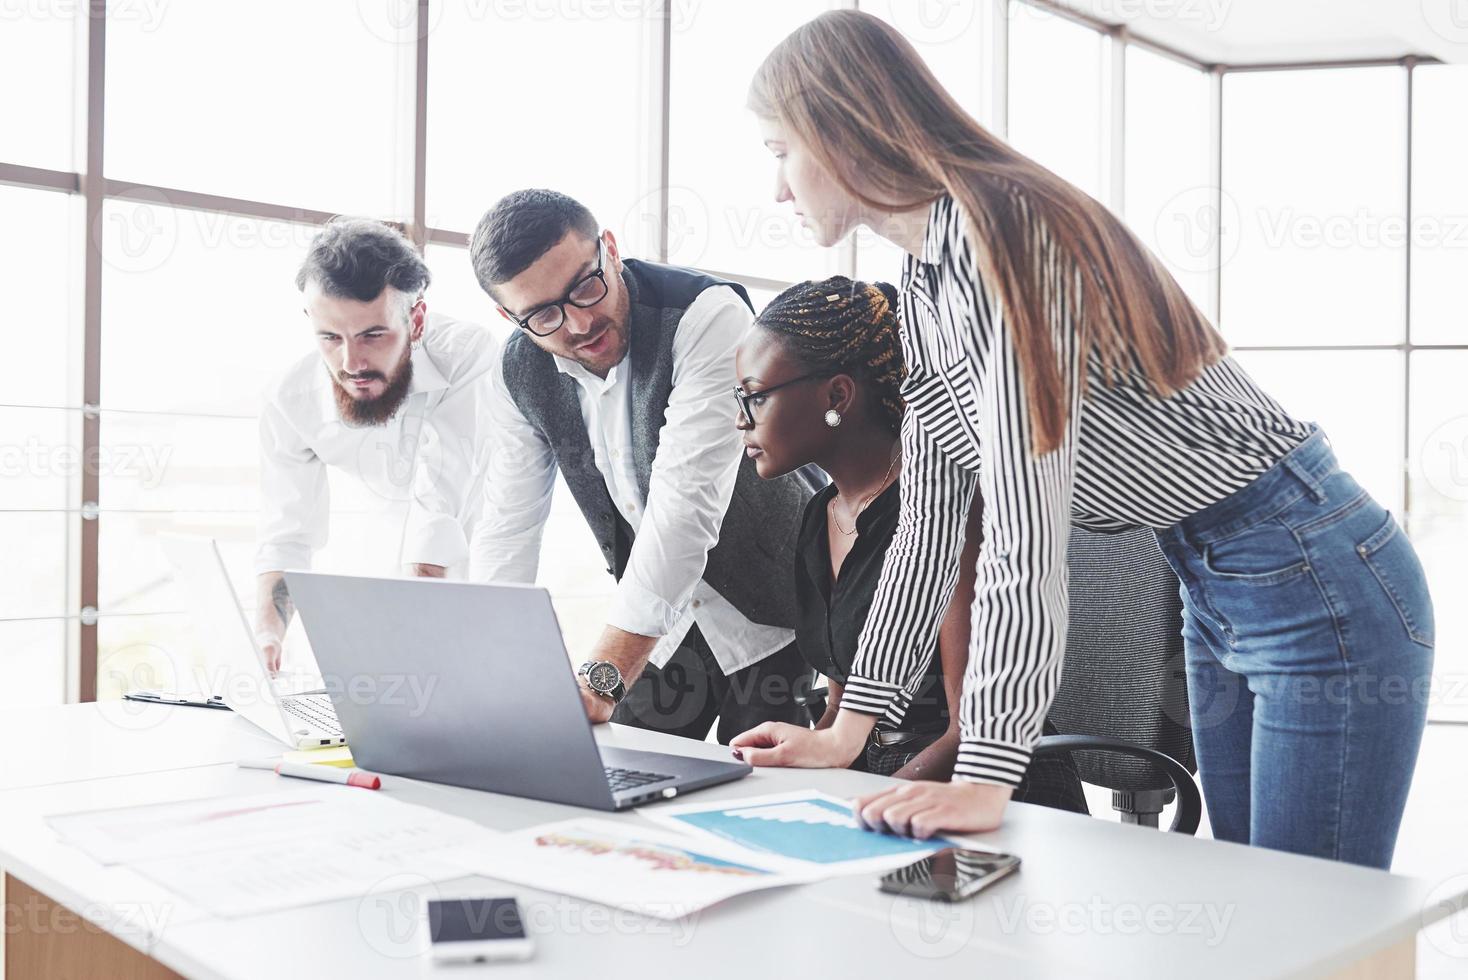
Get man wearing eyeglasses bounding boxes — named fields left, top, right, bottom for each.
left=467, top=188, right=815, bottom=742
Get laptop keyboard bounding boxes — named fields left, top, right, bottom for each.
left=281, top=693, right=343, bottom=736
left=604, top=766, right=674, bottom=793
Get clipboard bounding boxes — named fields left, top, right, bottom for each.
left=122, top=690, right=232, bottom=711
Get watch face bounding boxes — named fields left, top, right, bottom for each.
left=586, top=662, right=620, bottom=693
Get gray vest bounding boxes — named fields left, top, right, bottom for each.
left=501, top=259, right=811, bottom=630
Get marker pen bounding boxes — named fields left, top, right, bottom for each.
left=238, top=757, right=381, bottom=789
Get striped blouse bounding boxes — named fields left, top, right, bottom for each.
left=842, top=194, right=1311, bottom=787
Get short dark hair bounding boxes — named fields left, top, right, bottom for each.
left=469, top=189, right=599, bottom=298
left=295, top=217, right=430, bottom=304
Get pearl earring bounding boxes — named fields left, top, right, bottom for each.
left=824, top=410, right=842, bottom=428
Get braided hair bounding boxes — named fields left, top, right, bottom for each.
left=754, top=276, right=907, bottom=433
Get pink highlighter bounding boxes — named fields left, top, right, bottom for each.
left=238, top=757, right=382, bottom=789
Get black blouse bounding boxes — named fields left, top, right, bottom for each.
left=793, top=479, right=949, bottom=736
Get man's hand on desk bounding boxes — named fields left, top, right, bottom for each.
left=853, top=780, right=1013, bottom=840
left=254, top=571, right=292, bottom=673
left=410, top=563, right=447, bottom=578
left=255, top=631, right=284, bottom=674
left=578, top=685, right=616, bottom=724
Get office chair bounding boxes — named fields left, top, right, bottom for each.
left=797, top=526, right=1202, bottom=834
left=1031, top=526, right=1201, bottom=835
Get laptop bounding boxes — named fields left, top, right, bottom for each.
left=282, top=571, right=752, bottom=810
left=160, top=536, right=346, bottom=749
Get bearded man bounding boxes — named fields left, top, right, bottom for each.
left=253, top=218, right=496, bottom=670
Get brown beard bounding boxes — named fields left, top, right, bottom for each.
left=332, top=343, right=414, bottom=427
left=568, top=282, right=631, bottom=374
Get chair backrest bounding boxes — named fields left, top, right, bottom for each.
left=1048, top=527, right=1195, bottom=792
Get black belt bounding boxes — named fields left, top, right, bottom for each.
left=872, top=727, right=931, bottom=748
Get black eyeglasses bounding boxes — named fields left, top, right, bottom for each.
left=500, top=238, right=610, bottom=337
left=732, top=372, right=828, bottom=427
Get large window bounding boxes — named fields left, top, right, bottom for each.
left=1007, top=1, right=1106, bottom=200
left=855, top=0, right=995, bottom=285
left=106, top=4, right=409, bottom=217
left=1407, top=65, right=1468, bottom=721
left=2, top=3, right=1462, bottom=714
left=1410, top=66, right=1468, bottom=347
left=1221, top=68, right=1407, bottom=347
left=426, top=3, right=654, bottom=244
left=1220, top=66, right=1410, bottom=508
left=0, top=11, right=77, bottom=171
left=1124, top=46, right=1214, bottom=320
left=1218, top=69, right=1410, bottom=513
left=1, top=184, right=78, bottom=707
left=1219, top=63, right=1466, bottom=718
left=1410, top=351, right=1468, bottom=720
left=667, top=0, right=840, bottom=283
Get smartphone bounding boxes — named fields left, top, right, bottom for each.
left=878, top=848, right=1020, bottom=902
left=428, top=897, right=532, bottom=964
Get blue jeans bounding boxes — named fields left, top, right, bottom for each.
left=1153, top=427, right=1434, bottom=870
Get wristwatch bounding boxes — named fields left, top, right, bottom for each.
left=577, top=661, right=627, bottom=705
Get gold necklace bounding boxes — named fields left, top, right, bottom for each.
left=829, top=451, right=900, bottom=536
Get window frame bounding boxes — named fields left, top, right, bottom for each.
left=0, top=1, right=1459, bottom=713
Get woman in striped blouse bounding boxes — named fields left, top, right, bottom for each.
left=730, top=10, right=1434, bottom=870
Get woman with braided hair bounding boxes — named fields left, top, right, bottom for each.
left=730, top=276, right=1087, bottom=811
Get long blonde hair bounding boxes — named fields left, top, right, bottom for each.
left=750, top=10, right=1227, bottom=455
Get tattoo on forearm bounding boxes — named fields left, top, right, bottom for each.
left=271, top=578, right=294, bottom=627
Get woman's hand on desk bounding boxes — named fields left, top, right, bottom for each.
left=730, top=723, right=855, bottom=767
left=731, top=710, right=876, bottom=768
left=853, top=780, right=1013, bottom=839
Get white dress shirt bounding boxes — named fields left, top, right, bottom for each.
left=256, top=312, right=498, bottom=578
left=469, top=286, right=794, bottom=674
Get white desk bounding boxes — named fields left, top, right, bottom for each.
left=1, top=703, right=1462, bottom=979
